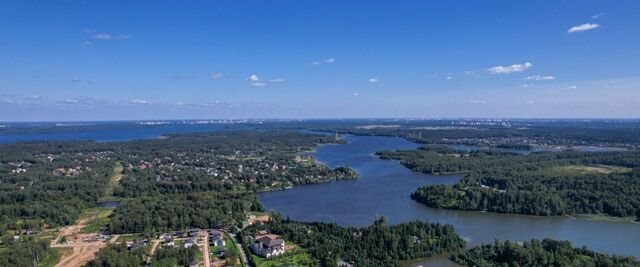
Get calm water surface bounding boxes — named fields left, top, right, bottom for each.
left=259, top=135, right=640, bottom=259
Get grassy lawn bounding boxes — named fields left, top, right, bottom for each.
left=575, top=214, right=638, bottom=223
left=35, top=229, right=59, bottom=242
left=78, top=207, right=114, bottom=234
left=116, top=233, right=146, bottom=243
left=545, top=165, right=632, bottom=176
left=39, top=247, right=73, bottom=267
left=210, top=235, right=242, bottom=267
left=251, top=245, right=316, bottom=267
left=195, top=246, right=204, bottom=267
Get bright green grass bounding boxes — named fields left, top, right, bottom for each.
left=544, top=165, right=632, bottom=176
left=116, top=233, right=145, bottom=243
left=78, top=207, right=114, bottom=234
left=102, top=162, right=124, bottom=198
left=251, top=245, right=317, bottom=267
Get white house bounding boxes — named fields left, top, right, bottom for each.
left=184, top=237, right=197, bottom=248
left=252, top=235, right=285, bottom=258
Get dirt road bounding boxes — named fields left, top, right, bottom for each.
left=50, top=219, right=117, bottom=267
left=200, top=230, right=211, bottom=267
left=228, top=232, right=250, bottom=267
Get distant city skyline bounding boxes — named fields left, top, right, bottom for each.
left=1, top=1, right=640, bottom=121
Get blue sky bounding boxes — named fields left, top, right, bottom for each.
left=1, top=0, right=639, bottom=121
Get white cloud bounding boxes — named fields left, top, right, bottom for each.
left=466, top=100, right=486, bottom=104
left=251, top=82, right=267, bottom=87
left=209, top=73, right=223, bottom=79
left=312, top=58, right=336, bottom=65
left=247, top=74, right=260, bottom=81
left=367, top=78, right=379, bottom=83
left=486, top=62, right=533, bottom=74
left=64, top=98, right=79, bottom=104
left=129, top=99, right=149, bottom=104
left=445, top=76, right=453, bottom=80
left=92, top=33, right=112, bottom=40
left=269, top=78, right=285, bottom=83
left=523, top=75, right=556, bottom=81
left=520, top=84, right=535, bottom=88
left=353, top=92, right=359, bottom=96
left=592, top=13, right=604, bottom=19
left=524, top=100, right=535, bottom=104
left=568, top=23, right=600, bottom=33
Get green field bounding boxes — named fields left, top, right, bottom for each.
left=78, top=207, right=114, bottom=234
left=34, top=229, right=59, bottom=242
left=251, top=245, right=316, bottom=267
left=116, top=233, right=146, bottom=243
left=544, top=165, right=632, bottom=176
left=102, top=162, right=124, bottom=199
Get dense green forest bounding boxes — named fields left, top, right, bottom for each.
left=377, top=146, right=640, bottom=217
left=85, top=244, right=146, bottom=267
left=245, top=214, right=465, bottom=267
left=109, top=191, right=261, bottom=234
left=451, top=239, right=640, bottom=267
left=0, top=141, right=116, bottom=230
left=0, top=238, right=50, bottom=267
left=85, top=243, right=200, bottom=267
left=151, top=246, right=200, bottom=267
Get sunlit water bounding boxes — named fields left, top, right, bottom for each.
left=259, top=135, right=640, bottom=259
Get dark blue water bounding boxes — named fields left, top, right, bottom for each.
left=259, top=135, right=640, bottom=259
left=0, top=124, right=225, bottom=144
left=96, top=201, right=120, bottom=208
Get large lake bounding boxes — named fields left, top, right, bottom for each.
left=259, top=135, right=640, bottom=259
left=0, top=124, right=225, bottom=144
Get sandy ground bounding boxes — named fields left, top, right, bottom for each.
left=50, top=219, right=118, bottom=267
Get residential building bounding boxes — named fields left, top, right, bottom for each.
left=252, top=235, right=285, bottom=258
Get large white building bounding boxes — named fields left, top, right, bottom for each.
left=252, top=235, right=285, bottom=258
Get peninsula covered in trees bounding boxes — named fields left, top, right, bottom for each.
left=377, top=145, right=640, bottom=218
